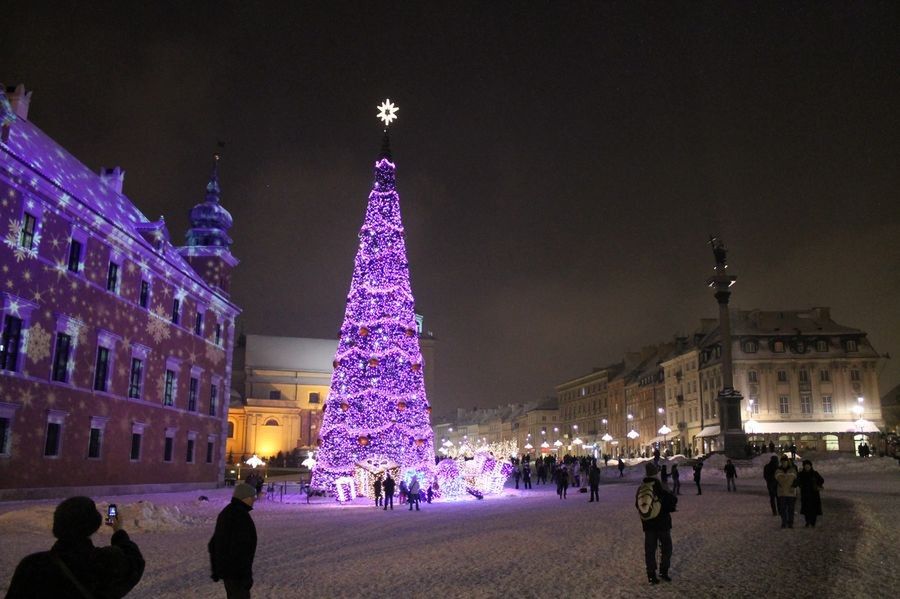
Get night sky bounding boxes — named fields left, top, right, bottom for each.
left=5, top=2, right=899, bottom=413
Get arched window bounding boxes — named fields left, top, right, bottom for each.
left=823, top=435, right=839, bottom=451
left=264, top=418, right=279, bottom=426
left=227, top=421, right=234, bottom=438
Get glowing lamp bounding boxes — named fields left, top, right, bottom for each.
left=368, top=358, right=379, bottom=367
left=601, top=433, right=613, bottom=442
left=397, top=401, right=407, bottom=411
left=405, top=328, right=415, bottom=337
left=359, top=326, right=369, bottom=336
left=415, top=439, right=425, bottom=447
left=340, top=402, right=349, bottom=412
left=411, top=363, right=421, bottom=372
left=358, top=436, right=370, bottom=446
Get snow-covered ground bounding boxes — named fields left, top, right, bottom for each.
left=1, top=455, right=897, bottom=598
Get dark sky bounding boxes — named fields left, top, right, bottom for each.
left=5, top=1, right=899, bottom=413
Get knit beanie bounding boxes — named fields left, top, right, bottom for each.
left=644, top=462, right=659, bottom=477
left=233, top=483, right=257, bottom=501
left=52, top=496, right=102, bottom=540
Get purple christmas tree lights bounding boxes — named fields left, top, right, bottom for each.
left=310, top=130, right=436, bottom=494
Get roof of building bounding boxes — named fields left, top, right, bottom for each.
left=244, top=334, right=337, bottom=372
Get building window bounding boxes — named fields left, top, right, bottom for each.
left=194, top=312, right=203, bottom=335
left=269, top=390, right=281, bottom=400
left=139, top=280, right=150, bottom=309
left=820, top=370, right=831, bottom=383
left=171, top=299, right=180, bottom=325
left=227, top=421, right=235, bottom=438
left=128, top=358, right=143, bottom=399
left=264, top=419, right=279, bottom=426
left=800, top=394, right=812, bottom=415
left=130, top=432, right=142, bottom=461
left=850, top=369, right=860, bottom=382
left=163, top=370, right=176, bottom=406
left=773, top=340, right=785, bottom=353
left=748, top=370, right=758, bottom=383
left=822, top=395, right=833, bottom=414
left=19, top=213, right=37, bottom=249
left=824, top=434, right=839, bottom=451
left=206, top=439, right=214, bottom=464
left=163, top=436, right=174, bottom=462
left=44, top=422, right=62, bottom=457
left=0, top=315, right=23, bottom=372
left=106, top=262, right=119, bottom=293
left=845, top=339, right=858, bottom=352
left=816, top=340, right=828, bottom=352
left=777, top=370, right=788, bottom=383
left=799, top=369, right=809, bottom=383
left=309, top=392, right=320, bottom=404
left=188, top=378, right=198, bottom=412
left=87, top=426, right=103, bottom=459
left=779, top=395, right=790, bottom=414
left=67, top=239, right=82, bottom=273
left=51, top=333, right=72, bottom=382
left=209, top=384, right=218, bottom=416
left=750, top=397, right=760, bottom=414
left=93, top=347, right=110, bottom=392
left=215, top=323, right=222, bottom=346
left=0, top=415, right=10, bottom=456
left=186, top=438, right=195, bottom=463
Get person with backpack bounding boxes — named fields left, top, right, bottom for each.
left=724, top=459, right=737, bottom=492
left=670, top=463, right=680, bottom=495
left=407, top=476, right=421, bottom=511
left=635, top=462, right=677, bottom=585
left=763, top=456, right=779, bottom=516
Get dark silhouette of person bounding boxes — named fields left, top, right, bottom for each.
left=763, top=456, right=779, bottom=516
left=383, top=474, right=395, bottom=510
left=209, top=483, right=258, bottom=599
left=693, top=460, right=703, bottom=495
left=588, top=462, right=601, bottom=502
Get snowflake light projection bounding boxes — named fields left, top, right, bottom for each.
left=376, top=99, right=399, bottom=126
left=310, top=123, right=437, bottom=495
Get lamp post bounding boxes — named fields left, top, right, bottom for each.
left=627, top=429, right=640, bottom=458
left=626, top=414, right=633, bottom=456
left=658, top=424, right=671, bottom=453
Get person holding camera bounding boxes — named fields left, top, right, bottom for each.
left=6, top=496, right=145, bottom=598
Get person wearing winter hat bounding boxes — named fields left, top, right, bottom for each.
left=209, top=484, right=258, bottom=598
left=6, top=496, right=145, bottom=598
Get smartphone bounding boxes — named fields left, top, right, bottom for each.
left=106, top=504, right=117, bottom=525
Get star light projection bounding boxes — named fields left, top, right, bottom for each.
left=310, top=102, right=436, bottom=495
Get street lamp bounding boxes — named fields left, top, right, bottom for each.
left=627, top=429, right=639, bottom=458
left=658, top=424, right=671, bottom=450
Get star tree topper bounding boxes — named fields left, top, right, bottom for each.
left=377, top=99, right=399, bottom=126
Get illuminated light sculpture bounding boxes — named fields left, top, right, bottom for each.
left=310, top=102, right=436, bottom=495
left=245, top=454, right=266, bottom=468
left=334, top=476, right=357, bottom=502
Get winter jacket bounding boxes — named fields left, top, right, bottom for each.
left=588, top=467, right=600, bottom=486
left=209, top=498, right=257, bottom=583
left=724, top=464, right=737, bottom=478
left=6, top=530, right=145, bottom=599
left=693, top=463, right=703, bottom=481
left=408, top=480, right=420, bottom=497
left=383, top=477, right=396, bottom=496
left=796, top=469, right=825, bottom=515
left=374, top=479, right=382, bottom=496
left=763, top=460, right=778, bottom=483
left=774, top=466, right=798, bottom=497
left=636, top=478, right=677, bottom=532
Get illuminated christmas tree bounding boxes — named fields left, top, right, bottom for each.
left=311, top=100, right=435, bottom=495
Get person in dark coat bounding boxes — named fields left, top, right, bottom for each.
left=636, top=463, right=677, bottom=585
left=763, top=456, right=780, bottom=516
left=618, top=458, right=626, bottom=478
left=513, top=464, right=521, bottom=489
left=382, top=473, right=396, bottom=510
left=209, top=483, right=258, bottom=598
left=522, top=463, right=532, bottom=489
left=6, top=496, right=145, bottom=599
left=660, top=465, right=669, bottom=488
left=588, top=463, right=601, bottom=502
left=693, top=460, right=703, bottom=495
left=373, top=477, right=383, bottom=507
left=774, top=455, right=799, bottom=529
left=556, top=465, right=568, bottom=499
left=724, top=459, right=737, bottom=492
left=796, top=459, right=825, bottom=527
left=768, top=441, right=776, bottom=454
left=670, top=464, right=680, bottom=495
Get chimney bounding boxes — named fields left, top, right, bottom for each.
left=99, top=166, right=126, bottom=194
left=5, top=84, right=32, bottom=120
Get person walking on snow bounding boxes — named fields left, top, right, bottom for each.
left=383, top=473, right=395, bottom=510
left=724, top=459, right=737, bottom=492
left=763, top=456, right=779, bottom=516
left=618, top=458, right=626, bottom=478
left=670, top=464, right=681, bottom=495
left=556, top=464, right=568, bottom=499
left=796, top=459, right=824, bottom=527
left=775, top=455, right=799, bottom=529
left=209, top=483, right=258, bottom=599
left=693, top=460, right=703, bottom=495
left=588, top=462, right=601, bottom=502
left=636, top=462, right=677, bottom=585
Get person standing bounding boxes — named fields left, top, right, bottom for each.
left=408, top=477, right=421, bottom=511
left=513, top=464, right=521, bottom=489
left=556, top=464, right=568, bottom=499
left=6, top=496, right=145, bottom=598
left=383, top=473, right=395, bottom=510
left=522, top=462, right=532, bottom=489
left=618, top=458, right=626, bottom=478
left=774, top=455, right=799, bottom=529
left=373, top=477, right=383, bottom=508
left=635, top=463, right=677, bottom=585
left=398, top=479, right=408, bottom=505
left=670, top=464, right=680, bottom=495
left=588, top=462, right=601, bottom=502
left=796, top=459, right=825, bottom=527
left=693, top=460, right=703, bottom=495
left=724, top=459, right=737, bottom=492
left=209, top=483, right=258, bottom=599
left=660, top=465, right=669, bottom=489
left=763, top=456, right=779, bottom=516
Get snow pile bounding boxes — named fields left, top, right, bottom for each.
left=0, top=504, right=56, bottom=536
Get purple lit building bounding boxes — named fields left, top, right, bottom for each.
left=0, top=84, right=240, bottom=498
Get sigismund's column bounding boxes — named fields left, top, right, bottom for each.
left=707, top=237, right=745, bottom=459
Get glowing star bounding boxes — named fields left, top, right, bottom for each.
left=376, top=99, right=399, bottom=126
